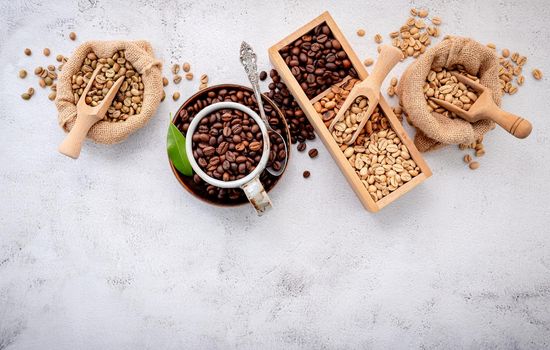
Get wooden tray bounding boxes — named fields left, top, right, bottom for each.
left=268, top=11, right=431, bottom=212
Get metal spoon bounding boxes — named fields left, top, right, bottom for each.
left=239, top=41, right=288, bottom=177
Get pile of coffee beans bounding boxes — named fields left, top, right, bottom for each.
left=175, top=86, right=288, bottom=202
left=266, top=69, right=315, bottom=145
left=191, top=109, right=264, bottom=182
left=279, top=22, right=357, bottom=99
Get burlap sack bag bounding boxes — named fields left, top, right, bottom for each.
left=397, top=36, right=501, bottom=151
left=56, top=40, right=163, bottom=144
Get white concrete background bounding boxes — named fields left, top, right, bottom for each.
left=1, top=0, right=549, bottom=349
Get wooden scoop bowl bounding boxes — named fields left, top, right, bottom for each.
left=430, top=72, right=532, bottom=139
left=58, top=64, right=124, bottom=159
left=328, top=45, right=403, bottom=145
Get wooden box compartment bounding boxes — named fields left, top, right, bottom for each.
left=268, top=11, right=431, bottom=212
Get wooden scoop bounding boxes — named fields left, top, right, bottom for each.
left=328, top=45, right=403, bottom=145
left=430, top=72, right=532, bottom=139
left=58, top=64, right=124, bottom=159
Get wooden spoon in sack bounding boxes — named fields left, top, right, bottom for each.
left=58, top=64, right=124, bottom=159
left=328, top=45, right=403, bottom=145
left=430, top=72, right=532, bottom=139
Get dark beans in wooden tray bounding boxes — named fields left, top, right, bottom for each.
left=279, top=22, right=358, bottom=99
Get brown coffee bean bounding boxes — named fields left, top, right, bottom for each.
left=223, top=126, right=231, bottom=137
left=303, top=170, right=311, bottom=178
left=308, top=148, right=319, bottom=158
left=203, top=146, right=216, bottom=156
left=297, top=142, right=306, bottom=152
left=259, top=71, right=267, bottom=81
left=249, top=141, right=262, bottom=151
left=216, top=141, right=229, bottom=155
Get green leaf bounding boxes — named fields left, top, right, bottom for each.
left=167, top=122, right=193, bottom=176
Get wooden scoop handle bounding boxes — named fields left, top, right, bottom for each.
left=366, top=45, right=403, bottom=90
left=490, top=107, right=532, bottom=139
left=58, top=114, right=101, bottom=159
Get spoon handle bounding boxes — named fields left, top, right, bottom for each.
left=240, top=41, right=270, bottom=127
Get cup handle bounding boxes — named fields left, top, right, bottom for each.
left=241, top=176, right=272, bottom=216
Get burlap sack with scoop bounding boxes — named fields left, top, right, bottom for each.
left=397, top=36, right=501, bottom=151
left=56, top=40, right=163, bottom=144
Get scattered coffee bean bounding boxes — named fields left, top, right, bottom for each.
left=279, top=23, right=357, bottom=99
left=297, top=142, right=306, bottom=152
left=357, top=29, right=365, bottom=37
left=173, top=91, right=180, bottom=101
left=172, top=64, right=180, bottom=75
left=390, top=9, right=437, bottom=58
left=463, top=154, right=472, bottom=163
left=182, top=62, right=191, bottom=72
left=532, top=68, right=543, bottom=80
left=364, top=58, right=374, bottom=67
left=56, top=54, right=64, bottom=62
left=469, top=161, right=480, bottom=170
left=43, top=48, right=50, bottom=56
left=162, top=77, right=169, bottom=86
left=18, top=69, right=27, bottom=79
left=303, top=170, right=311, bottom=178
left=200, top=74, right=208, bottom=84
left=69, top=32, right=77, bottom=40
left=21, top=92, right=31, bottom=100
left=24, top=48, right=31, bottom=56
left=308, top=148, right=319, bottom=158
left=173, top=75, right=182, bottom=84
left=259, top=70, right=267, bottom=81
left=374, top=33, right=383, bottom=44
left=185, top=72, right=194, bottom=80
left=48, top=91, right=57, bottom=101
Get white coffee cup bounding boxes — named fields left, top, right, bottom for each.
left=186, top=102, right=272, bottom=215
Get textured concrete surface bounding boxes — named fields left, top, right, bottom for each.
left=1, top=0, right=550, bottom=349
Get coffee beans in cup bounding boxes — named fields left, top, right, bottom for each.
left=191, top=109, right=264, bottom=182
left=279, top=23, right=358, bottom=99
left=174, top=85, right=289, bottom=202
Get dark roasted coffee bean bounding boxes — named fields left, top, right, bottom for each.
left=223, top=126, right=231, bottom=137
left=308, top=148, right=319, bottom=158
left=249, top=141, right=262, bottom=151
left=297, top=142, right=306, bottom=152
left=203, top=146, right=215, bottom=156
left=216, top=141, right=228, bottom=155
left=259, top=71, right=267, bottom=81
left=303, top=170, right=311, bottom=178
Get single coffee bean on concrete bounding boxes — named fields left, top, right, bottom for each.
left=308, top=148, right=319, bottom=158
left=297, top=142, right=306, bottom=152
left=69, top=32, right=77, bottom=40
left=259, top=71, right=267, bottom=81
left=303, top=170, right=311, bottom=178
left=24, top=48, right=32, bottom=56
left=279, top=23, right=358, bottom=99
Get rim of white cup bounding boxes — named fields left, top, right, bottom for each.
left=185, top=101, right=271, bottom=189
